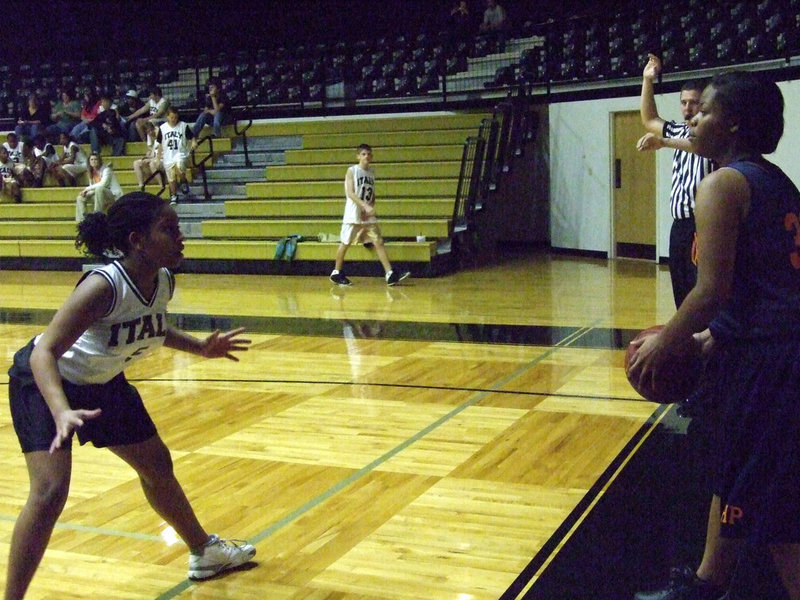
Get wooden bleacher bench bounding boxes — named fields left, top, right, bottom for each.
left=0, top=111, right=486, bottom=276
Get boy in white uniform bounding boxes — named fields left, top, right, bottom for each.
left=329, top=143, right=410, bottom=286
left=0, top=146, right=22, bottom=203
left=156, top=107, right=197, bottom=204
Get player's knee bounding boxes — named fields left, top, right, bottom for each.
left=28, top=477, right=70, bottom=516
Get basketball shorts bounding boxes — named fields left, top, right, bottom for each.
left=164, top=160, right=190, bottom=183
left=701, top=337, right=800, bottom=543
left=340, top=222, right=382, bottom=245
left=8, top=339, right=158, bottom=453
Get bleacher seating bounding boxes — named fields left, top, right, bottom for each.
left=0, top=0, right=796, bottom=276
left=0, top=113, right=487, bottom=276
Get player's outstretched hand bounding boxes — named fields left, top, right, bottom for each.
left=50, top=408, right=102, bottom=454
left=201, top=327, right=252, bottom=361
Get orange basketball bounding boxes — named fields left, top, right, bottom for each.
left=624, top=325, right=702, bottom=404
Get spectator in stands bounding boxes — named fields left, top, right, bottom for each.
left=59, top=132, right=89, bottom=187
left=89, top=94, right=126, bottom=156
left=118, top=89, right=144, bottom=141
left=130, top=87, right=169, bottom=142
left=192, top=78, right=229, bottom=139
left=133, top=121, right=164, bottom=191
left=3, top=133, right=34, bottom=187
left=157, top=106, right=197, bottom=204
left=31, top=135, right=71, bottom=187
left=479, top=0, right=508, bottom=51
left=15, top=94, right=51, bottom=141
left=76, top=153, right=123, bottom=222
left=0, top=146, right=22, bottom=203
left=46, top=89, right=82, bottom=138
left=70, top=90, right=101, bottom=143
left=329, top=143, right=410, bottom=287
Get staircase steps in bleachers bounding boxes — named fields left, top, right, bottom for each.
left=284, top=144, right=464, bottom=165
left=223, top=198, right=454, bottom=219
left=246, top=179, right=458, bottom=199
left=201, top=218, right=451, bottom=240
left=265, top=162, right=461, bottom=182
left=2, top=112, right=484, bottom=276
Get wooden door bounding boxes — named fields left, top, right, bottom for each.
left=612, top=111, right=656, bottom=260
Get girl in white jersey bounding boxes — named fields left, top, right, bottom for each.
left=5, top=193, right=256, bottom=599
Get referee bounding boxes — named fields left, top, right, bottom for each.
left=637, top=53, right=714, bottom=309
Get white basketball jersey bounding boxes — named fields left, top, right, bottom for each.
left=0, top=158, right=15, bottom=177
left=159, top=121, right=190, bottom=167
left=342, top=164, right=376, bottom=224
left=64, top=141, right=88, bottom=166
left=3, top=141, right=23, bottom=164
left=45, top=261, right=175, bottom=385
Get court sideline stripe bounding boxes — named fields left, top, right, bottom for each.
left=153, top=321, right=607, bottom=599
left=499, top=405, right=671, bottom=599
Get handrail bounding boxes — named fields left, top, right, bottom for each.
left=191, top=135, right=216, bottom=202
left=233, top=108, right=254, bottom=168
left=142, top=168, right=167, bottom=198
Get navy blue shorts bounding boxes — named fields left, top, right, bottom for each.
left=701, top=338, right=800, bottom=543
left=8, top=339, right=158, bottom=453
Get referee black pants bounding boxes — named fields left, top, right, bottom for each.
left=669, top=216, right=697, bottom=309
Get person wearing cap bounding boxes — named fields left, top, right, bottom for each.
left=118, top=90, right=145, bottom=142
left=128, top=87, right=170, bottom=142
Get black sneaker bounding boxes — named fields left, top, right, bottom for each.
left=180, top=182, right=190, bottom=195
left=169, top=195, right=178, bottom=205
left=330, top=271, right=352, bottom=286
left=386, top=270, right=410, bottom=286
left=634, top=566, right=724, bottom=600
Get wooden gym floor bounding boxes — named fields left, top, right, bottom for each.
left=2, top=253, right=780, bottom=600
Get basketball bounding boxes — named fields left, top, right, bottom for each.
left=624, top=325, right=702, bottom=404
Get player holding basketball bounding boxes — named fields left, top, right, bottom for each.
left=628, top=72, right=800, bottom=600
left=5, top=193, right=255, bottom=599
left=157, top=107, right=197, bottom=204
left=329, top=143, right=410, bottom=286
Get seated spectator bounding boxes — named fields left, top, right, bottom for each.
left=59, top=132, right=89, bottom=186
left=479, top=0, right=508, bottom=50
left=192, top=78, right=230, bottom=139
left=129, top=87, right=169, bottom=142
left=117, top=89, right=144, bottom=141
left=89, top=94, right=126, bottom=156
left=69, top=90, right=101, bottom=143
left=31, top=134, right=71, bottom=187
left=46, top=88, right=82, bottom=137
left=15, top=94, right=51, bottom=141
left=75, top=153, right=123, bottom=222
left=0, top=146, right=22, bottom=203
left=3, top=133, right=34, bottom=187
left=132, top=121, right=165, bottom=191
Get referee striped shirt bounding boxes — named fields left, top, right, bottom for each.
left=663, top=120, right=714, bottom=220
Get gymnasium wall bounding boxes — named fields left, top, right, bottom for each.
left=549, top=79, right=800, bottom=259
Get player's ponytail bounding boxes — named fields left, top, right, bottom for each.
left=76, top=192, right=166, bottom=257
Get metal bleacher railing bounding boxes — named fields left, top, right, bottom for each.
left=2, top=0, right=798, bottom=129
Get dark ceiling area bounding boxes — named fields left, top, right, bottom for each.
left=8, top=0, right=630, bottom=64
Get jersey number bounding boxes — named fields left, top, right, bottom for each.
left=167, top=139, right=179, bottom=151
left=359, top=186, right=373, bottom=205
left=784, top=212, right=800, bottom=269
